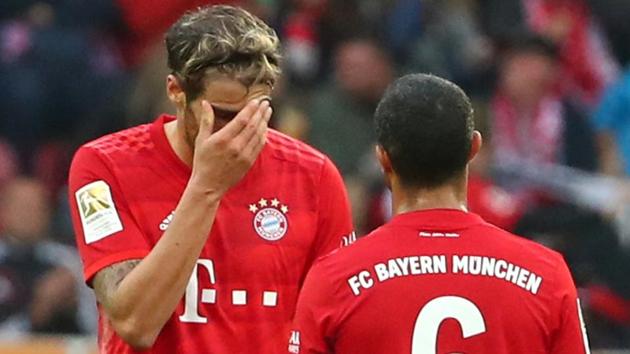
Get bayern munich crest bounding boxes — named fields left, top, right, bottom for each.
left=249, top=198, right=289, bottom=241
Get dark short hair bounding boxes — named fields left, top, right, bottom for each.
left=165, top=5, right=281, bottom=101
left=498, top=31, right=559, bottom=61
left=374, top=74, right=474, bottom=188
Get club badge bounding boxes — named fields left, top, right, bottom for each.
left=249, top=198, right=288, bottom=241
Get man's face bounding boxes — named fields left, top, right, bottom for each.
left=0, top=179, right=50, bottom=243
left=182, top=76, right=272, bottom=147
left=500, top=52, right=557, bottom=104
left=334, top=41, right=393, bottom=102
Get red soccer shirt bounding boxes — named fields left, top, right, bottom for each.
left=68, top=115, right=354, bottom=353
left=290, top=209, right=590, bottom=354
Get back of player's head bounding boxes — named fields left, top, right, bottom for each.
left=165, top=5, right=282, bottom=101
left=374, top=74, right=474, bottom=188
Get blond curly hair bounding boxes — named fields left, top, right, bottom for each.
left=165, top=5, right=282, bottom=101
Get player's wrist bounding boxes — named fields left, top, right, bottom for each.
left=185, top=176, right=226, bottom=205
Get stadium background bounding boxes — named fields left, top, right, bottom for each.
left=0, top=0, right=629, bottom=352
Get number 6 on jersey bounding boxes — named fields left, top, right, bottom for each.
left=412, top=296, right=486, bottom=354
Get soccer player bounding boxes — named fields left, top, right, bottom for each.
left=68, top=5, right=353, bottom=353
left=289, top=74, right=591, bottom=354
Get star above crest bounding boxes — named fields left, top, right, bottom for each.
left=249, top=197, right=289, bottom=214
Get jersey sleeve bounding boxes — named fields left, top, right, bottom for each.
left=549, top=257, right=591, bottom=354
left=68, top=146, right=151, bottom=285
left=289, top=260, right=338, bottom=354
left=312, top=158, right=355, bottom=257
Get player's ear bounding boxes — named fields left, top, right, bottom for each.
left=376, top=145, right=394, bottom=189
left=166, top=74, right=187, bottom=109
left=468, top=130, right=483, bottom=163
left=376, top=145, right=393, bottom=174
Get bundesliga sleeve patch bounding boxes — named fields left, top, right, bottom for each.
left=75, top=180, right=123, bottom=244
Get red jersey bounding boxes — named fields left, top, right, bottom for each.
left=289, top=209, right=590, bottom=354
left=68, top=115, right=354, bottom=354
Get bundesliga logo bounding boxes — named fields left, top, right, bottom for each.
left=249, top=198, right=289, bottom=241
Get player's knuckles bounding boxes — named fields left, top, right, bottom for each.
left=210, top=135, right=230, bottom=148
left=248, top=138, right=265, bottom=157
left=240, top=123, right=256, bottom=138
left=234, top=113, right=251, bottom=127
left=261, top=129, right=270, bottom=140
left=256, top=123, right=267, bottom=136
left=194, top=132, right=208, bottom=143
left=236, top=154, right=253, bottom=166
left=246, top=119, right=259, bottom=131
left=225, top=142, right=242, bottom=157
left=252, top=132, right=265, bottom=146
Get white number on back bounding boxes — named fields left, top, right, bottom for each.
left=411, top=296, right=486, bottom=354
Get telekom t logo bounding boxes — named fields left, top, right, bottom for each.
left=179, top=259, right=279, bottom=324
left=179, top=259, right=217, bottom=323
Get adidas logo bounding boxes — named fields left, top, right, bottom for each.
left=342, top=231, right=357, bottom=247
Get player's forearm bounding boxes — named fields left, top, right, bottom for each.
left=105, top=182, right=221, bottom=348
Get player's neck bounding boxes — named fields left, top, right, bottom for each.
left=392, top=178, right=468, bottom=216
left=165, top=119, right=194, bottom=167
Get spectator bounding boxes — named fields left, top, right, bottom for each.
left=405, top=0, right=492, bottom=95
left=587, top=0, right=630, bottom=65
left=0, top=1, right=127, bottom=171
left=281, top=0, right=327, bottom=85
left=0, top=177, right=94, bottom=336
left=383, top=0, right=423, bottom=63
left=307, top=39, right=393, bottom=176
left=480, top=0, right=619, bottom=105
left=115, top=0, right=243, bottom=67
left=594, top=68, right=630, bottom=177
left=490, top=33, right=598, bottom=203
left=523, top=0, right=619, bottom=104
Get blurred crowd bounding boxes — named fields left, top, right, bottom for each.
left=0, top=0, right=630, bottom=349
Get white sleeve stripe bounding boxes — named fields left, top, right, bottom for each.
left=577, top=298, right=591, bottom=354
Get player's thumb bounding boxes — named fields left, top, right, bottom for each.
left=198, top=100, right=215, bottom=139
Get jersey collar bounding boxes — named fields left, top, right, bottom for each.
left=388, top=209, right=485, bottom=230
